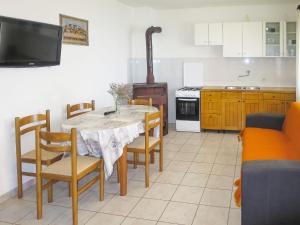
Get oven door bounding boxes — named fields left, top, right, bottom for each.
left=176, top=97, right=200, bottom=121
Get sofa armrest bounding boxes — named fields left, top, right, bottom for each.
left=246, top=113, right=285, bottom=131
left=242, top=160, right=300, bottom=225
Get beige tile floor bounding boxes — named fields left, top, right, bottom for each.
left=0, top=127, right=242, bottom=225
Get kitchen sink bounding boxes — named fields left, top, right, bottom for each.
left=225, top=86, right=242, bottom=90
left=225, top=86, right=261, bottom=90
left=244, top=86, right=261, bottom=90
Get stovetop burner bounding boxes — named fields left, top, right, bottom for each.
left=178, top=87, right=203, bottom=91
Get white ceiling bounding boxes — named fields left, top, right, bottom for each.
left=118, top=0, right=299, bottom=9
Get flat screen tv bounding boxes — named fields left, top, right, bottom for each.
left=0, top=16, right=62, bottom=67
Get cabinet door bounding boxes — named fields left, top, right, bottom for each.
left=201, top=92, right=221, bottom=113
left=243, top=22, right=263, bottom=57
left=284, top=101, right=294, bottom=113
left=202, top=101, right=221, bottom=114
left=242, top=100, right=261, bottom=129
left=223, top=23, right=243, bottom=57
left=209, top=23, right=223, bottom=45
left=201, top=114, right=221, bottom=130
left=263, top=100, right=284, bottom=113
left=263, top=22, right=284, bottom=57
left=284, top=22, right=297, bottom=57
left=195, top=23, right=209, bottom=46
left=221, top=99, right=242, bottom=130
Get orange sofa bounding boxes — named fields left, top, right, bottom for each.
left=236, top=102, right=300, bottom=225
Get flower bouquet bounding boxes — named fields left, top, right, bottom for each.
left=108, top=83, right=133, bottom=112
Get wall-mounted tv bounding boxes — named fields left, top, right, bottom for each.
left=0, top=16, right=62, bottom=67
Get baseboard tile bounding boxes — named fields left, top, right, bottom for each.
left=0, top=179, right=34, bottom=203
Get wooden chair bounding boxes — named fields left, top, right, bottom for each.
left=15, top=110, right=64, bottom=199
left=128, top=98, right=152, bottom=106
left=128, top=98, right=153, bottom=168
left=67, top=100, right=95, bottom=119
left=35, top=127, right=104, bottom=225
left=127, top=105, right=164, bottom=187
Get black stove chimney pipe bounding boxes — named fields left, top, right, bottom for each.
left=145, top=26, right=162, bottom=84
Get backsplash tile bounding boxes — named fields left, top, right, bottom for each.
left=128, top=57, right=296, bottom=123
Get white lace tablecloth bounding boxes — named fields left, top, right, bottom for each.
left=61, top=105, right=159, bottom=178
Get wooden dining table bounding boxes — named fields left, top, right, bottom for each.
left=61, top=105, right=158, bottom=196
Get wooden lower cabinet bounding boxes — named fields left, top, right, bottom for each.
left=262, top=100, right=284, bottom=113
left=284, top=101, right=294, bottom=113
left=202, top=101, right=221, bottom=113
left=283, top=93, right=296, bottom=113
left=201, top=113, right=221, bottom=130
left=242, top=99, right=261, bottom=129
left=221, top=99, right=242, bottom=130
left=201, top=90, right=296, bottom=131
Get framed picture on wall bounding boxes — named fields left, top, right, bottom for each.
left=59, top=14, right=89, bottom=46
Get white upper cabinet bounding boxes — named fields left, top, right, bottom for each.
left=195, top=23, right=223, bottom=46
left=223, top=22, right=263, bottom=57
left=223, top=23, right=243, bottom=57
left=209, top=23, right=223, bottom=45
left=243, top=22, right=263, bottom=57
left=196, top=20, right=295, bottom=57
left=284, top=21, right=297, bottom=57
left=263, top=22, right=284, bottom=57
left=195, top=23, right=209, bottom=46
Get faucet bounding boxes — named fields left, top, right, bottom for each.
left=238, top=70, right=251, bottom=78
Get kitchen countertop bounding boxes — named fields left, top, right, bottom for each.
left=201, top=86, right=296, bottom=93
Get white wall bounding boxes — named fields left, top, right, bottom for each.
left=129, top=4, right=298, bottom=123
left=0, top=0, right=132, bottom=198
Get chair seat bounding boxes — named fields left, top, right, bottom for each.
left=43, top=156, right=100, bottom=177
left=127, top=136, right=160, bottom=150
left=21, top=150, right=63, bottom=164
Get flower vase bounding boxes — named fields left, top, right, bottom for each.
left=115, top=97, right=121, bottom=114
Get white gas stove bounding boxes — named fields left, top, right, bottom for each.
left=175, top=62, right=204, bottom=132
left=176, top=87, right=202, bottom=132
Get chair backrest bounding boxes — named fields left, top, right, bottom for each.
left=144, top=105, right=163, bottom=148
left=67, top=100, right=95, bottom=119
left=35, top=127, right=78, bottom=176
left=15, top=110, right=50, bottom=155
left=129, top=98, right=152, bottom=106
left=282, top=102, right=300, bottom=148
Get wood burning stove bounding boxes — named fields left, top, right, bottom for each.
left=132, top=26, right=168, bottom=135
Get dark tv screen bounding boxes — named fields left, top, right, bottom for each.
left=0, top=16, right=62, bottom=67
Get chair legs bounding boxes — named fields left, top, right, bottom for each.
left=150, top=151, right=155, bottom=164
left=47, top=181, right=53, bottom=203
left=159, top=142, right=163, bottom=172
left=145, top=151, right=150, bottom=188
left=99, top=160, right=104, bottom=201
left=36, top=174, right=43, bottom=219
left=68, top=182, right=72, bottom=197
left=133, top=153, right=139, bottom=169
left=128, top=146, right=162, bottom=188
left=37, top=172, right=101, bottom=225
left=16, top=160, right=23, bottom=199
left=117, top=161, right=120, bottom=183
left=71, top=179, right=78, bottom=225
